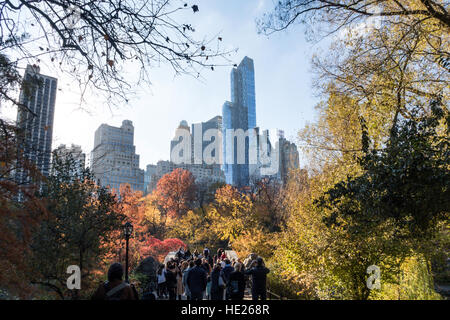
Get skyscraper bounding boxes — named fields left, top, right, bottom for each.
left=90, top=120, right=144, bottom=192
left=231, top=57, right=256, bottom=129
left=170, top=116, right=223, bottom=165
left=53, top=144, right=86, bottom=176
left=15, top=64, right=57, bottom=183
left=258, top=130, right=300, bottom=184
left=222, top=56, right=256, bottom=187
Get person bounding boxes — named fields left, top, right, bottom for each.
left=193, top=249, right=200, bottom=259
left=245, top=257, right=270, bottom=300
left=210, top=264, right=225, bottom=300
left=184, top=247, right=192, bottom=260
left=215, top=248, right=224, bottom=264
left=202, top=258, right=211, bottom=275
left=183, top=260, right=194, bottom=300
left=228, top=263, right=246, bottom=300
left=157, top=264, right=167, bottom=299
left=221, top=259, right=234, bottom=299
left=220, top=251, right=227, bottom=261
left=203, top=248, right=213, bottom=268
left=165, top=262, right=178, bottom=300
left=176, top=247, right=185, bottom=260
left=221, top=259, right=234, bottom=282
left=91, top=263, right=136, bottom=300
left=176, top=263, right=184, bottom=300
left=186, top=258, right=207, bottom=301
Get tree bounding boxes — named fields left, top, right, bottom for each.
left=318, top=100, right=450, bottom=243
left=311, top=100, right=449, bottom=299
left=258, top=1, right=450, bottom=33
left=260, top=0, right=448, bottom=160
left=0, top=85, right=47, bottom=298
left=252, top=177, right=287, bottom=232
left=30, top=153, right=123, bottom=299
left=141, top=237, right=187, bottom=262
left=167, top=207, right=227, bottom=252
left=154, top=168, right=197, bottom=219
left=1, top=0, right=233, bottom=104
left=209, top=185, right=256, bottom=244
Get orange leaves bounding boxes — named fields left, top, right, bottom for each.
left=154, top=168, right=196, bottom=219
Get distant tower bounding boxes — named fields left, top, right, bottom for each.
left=15, top=65, right=57, bottom=183
left=222, top=56, right=256, bottom=187
left=170, top=120, right=191, bottom=163
left=90, top=120, right=145, bottom=192
left=53, top=144, right=86, bottom=176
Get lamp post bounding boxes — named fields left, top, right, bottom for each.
left=123, top=222, right=133, bottom=283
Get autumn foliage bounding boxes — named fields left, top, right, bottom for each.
left=154, top=168, right=196, bottom=219
left=141, top=237, right=187, bottom=262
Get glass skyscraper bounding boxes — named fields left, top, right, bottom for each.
left=231, top=56, right=256, bottom=129
left=222, top=56, right=256, bottom=187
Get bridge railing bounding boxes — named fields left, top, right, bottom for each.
left=267, top=288, right=283, bottom=300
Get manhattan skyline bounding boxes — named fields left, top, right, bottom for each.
left=0, top=0, right=320, bottom=170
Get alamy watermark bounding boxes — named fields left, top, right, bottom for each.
left=170, top=127, right=281, bottom=175
left=66, top=265, right=81, bottom=290
left=366, top=265, right=381, bottom=290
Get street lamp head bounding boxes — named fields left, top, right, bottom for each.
left=123, top=222, right=133, bottom=238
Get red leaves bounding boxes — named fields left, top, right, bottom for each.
left=141, top=237, right=187, bottom=261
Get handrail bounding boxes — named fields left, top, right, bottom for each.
left=267, top=288, right=282, bottom=300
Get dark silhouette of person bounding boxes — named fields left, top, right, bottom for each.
left=245, top=257, right=270, bottom=300
left=91, top=263, right=136, bottom=300
left=186, top=258, right=207, bottom=300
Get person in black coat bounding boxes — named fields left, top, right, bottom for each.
left=184, top=248, right=192, bottom=260
left=210, top=264, right=224, bottom=300
left=245, top=257, right=270, bottom=300
left=221, top=259, right=234, bottom=282
left=228, top=263, right=246, bottom=300
left=220, top=259, right=234, bottom=299
left=203, top=248, right=214, bottom=268
left=186, top=258, right=207, bottom=300
left=165, top=262, right=178, bottom=300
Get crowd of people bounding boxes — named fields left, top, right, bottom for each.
left=92, top=247, right=270, bottom=301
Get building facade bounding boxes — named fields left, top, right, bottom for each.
left=90, top=120, right=144, bottom=192
left=53, top=144, right=86, bottom=176
left=15, top=65, right=57, bottom=183
left=258, top=130, right=300, bottom=184
left=146, top=160, right=225, bottom=193
left=222, top=56, right=256, bottom=187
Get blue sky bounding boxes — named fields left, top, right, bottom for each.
left=3, top=0, right=322, bottom=169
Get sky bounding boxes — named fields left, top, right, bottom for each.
left=2, top=0, right=322, bottom=170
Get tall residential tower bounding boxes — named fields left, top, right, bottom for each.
left=222, top=56, right=256, bottom=187
left=15, top=65, right=57, bottom=183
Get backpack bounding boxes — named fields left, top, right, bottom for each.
left=103, top=282, right=128, bottom=300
